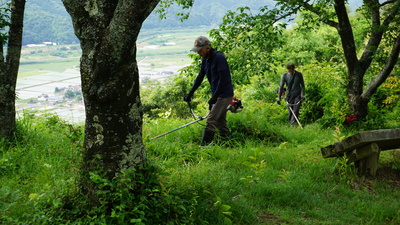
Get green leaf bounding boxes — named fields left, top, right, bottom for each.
left=221, top=204, right=231, bottom=211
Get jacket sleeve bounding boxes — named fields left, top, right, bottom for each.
left=278, top=73, right=286, bottom=100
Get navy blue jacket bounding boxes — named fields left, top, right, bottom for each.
left=190, top=48, right=234, bottom=98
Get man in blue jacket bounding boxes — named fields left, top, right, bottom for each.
left=184, top=36, right=234, bottom=145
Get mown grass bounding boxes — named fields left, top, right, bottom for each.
left=2, top=106, right=399, bottom=224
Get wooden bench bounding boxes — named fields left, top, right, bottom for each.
left=321, top=129, right=400, bottom=177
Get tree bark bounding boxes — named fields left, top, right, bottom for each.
left=333, top=0, right=366, bottom=118
left=0, top=0, right=26, bottom=140
left=61, top=0, right=160, bottom=200
left=297, top=0, right=400, bottom=120
left=333, top=0, right=400, bottom=119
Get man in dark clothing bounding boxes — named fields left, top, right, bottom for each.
left=184, top=36, right=234, bottom=145
left=277, top=62, right=305, bottom=126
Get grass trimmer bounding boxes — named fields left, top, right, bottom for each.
left=150, top=97, right=243, bottom=140
left=286, top=101, right=303, bottom=129
left=150, top=102, right=209, bottom=140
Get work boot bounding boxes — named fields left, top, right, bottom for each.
left=200, top=128, right=215, bottom=146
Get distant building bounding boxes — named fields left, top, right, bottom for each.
left=26, top=42, right=57, bottom=47
left=26, top=44, right=46, bottom=47
left=48, top=95, right=64, bottom=103
left=43, top=42, right=57, bottom=46
left=163, top=42, right=176, bottom=46
left=143, top=45, right=160, bottom=50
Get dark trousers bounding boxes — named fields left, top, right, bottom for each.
left=206, top=96, right=232, bottom=134
left=287, top=95, right=302, bottom=125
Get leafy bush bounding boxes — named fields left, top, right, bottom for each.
left=41, top=162, right=199, bottom=225
left=141, top=76, right=194, bottom=119
left=210, top=6, right=284, bottom=86
left=299, top=81, right=324, bottom=124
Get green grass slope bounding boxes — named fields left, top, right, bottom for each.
left=1, top=109, right=399, bottom=224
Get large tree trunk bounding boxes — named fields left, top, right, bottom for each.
left=298, top=0, right=400, bottom=120
left=0, top=0, right=25, bottom=140
left=333, top=0, right=400, bottom=120
left=333, top=0, right=367, bottom=118
left=61, top=0, right=160, bottom=201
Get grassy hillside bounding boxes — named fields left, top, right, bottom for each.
left=1, top=107, right=399, bottom=224
left=4, top=17, right=399, bottom=224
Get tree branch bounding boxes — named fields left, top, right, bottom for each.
left=363, top=33, right=400, bottom=100
left=271, top=6, right=302, bottom=26
left=358, top=0, right=382, bottom=71
left=382, top=0, right=400, bottom=27
left=359, top=0, right=400, bottom=71
left=380, top=0, right=396, bottom=7
left=333, top=0, right=358, bottom=70
left=301, top=1, right=338, bottom=28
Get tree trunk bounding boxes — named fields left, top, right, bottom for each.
left=61, top=0, right=160, bottom=201
left=349, top=93, right=369, bottom=120
left=0, top=0, right=26, bottom=140
left=333, top=0, right=400, bottom=120
left=298, top=0, right=400, bottom=120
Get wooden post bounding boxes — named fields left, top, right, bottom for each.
left=351, top=143, right=381, bottom=177
left=346, top=142, right=380, bottom=163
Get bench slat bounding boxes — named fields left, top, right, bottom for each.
left=321, top=129, right=400, bottom=158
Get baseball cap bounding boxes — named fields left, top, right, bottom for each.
left=190, top=36, right=210, bottom=52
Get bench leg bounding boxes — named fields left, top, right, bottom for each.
left=355, top=152, right=380, bottom=177
left=354, top=144, right=381, bottom=178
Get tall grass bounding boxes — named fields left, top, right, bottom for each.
left=0, top=112, right=83, bottom=224
left=144, top=107, right=400, bottom=224
left=1, top=108, right=399, bottom=224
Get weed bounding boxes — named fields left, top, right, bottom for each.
left=335, top=155, right=358, bottom=184
left=240, top=155, right=267, bottom=187
left=34, top=161, right=200, bottom=225
left=203, top=190, right=233, bottom=225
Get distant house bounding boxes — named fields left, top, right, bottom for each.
left=68, top=85, right=81, bottom=92
left=38, top=96, right=47, bottom=101
left=43, top=42, right=57, bottom=46
left=143, top=45, right=160, bottom=50
left=26, top=42, right=57, bottom=47
left=26, top=44, right=46, bottom=47
left=163, top=42, right=176, bottom=46
left=48, top=95, right=64, bottom=103
left=37, top=94, right=49, bottom=101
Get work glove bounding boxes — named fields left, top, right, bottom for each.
left=208, top=96, right=217, bottom=110
left=184, top=93, right=192, bottom=102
